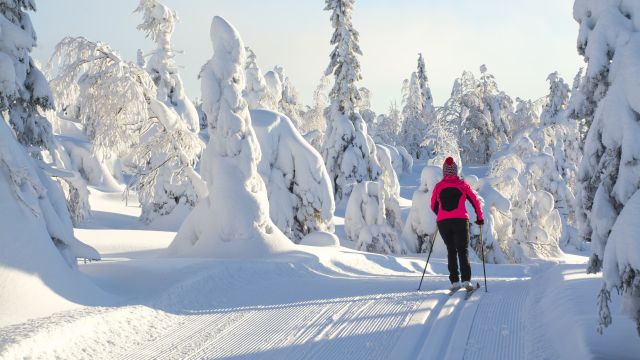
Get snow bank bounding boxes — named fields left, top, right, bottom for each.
left=299, top=231, right=340, bottom=247
left=167, top=16, right=293, bottom=258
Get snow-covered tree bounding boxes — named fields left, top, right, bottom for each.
left=416, top=53, right=435, bottom=117
left=345, top=181, right=406, bottom=255
left=540, top=72, right=570, bottom=126
left=465, top=175, right=511, bottom=264
left=566, top=68, right=589, bottom=140
left=273, top=65, right=304, bottom=128
left=243, top=47, right=268, bottom=110
left=398, top=54, right=434, bottom=159
left=489, top=135, right=565, bottom=263
left=49, top=36, right=204, bottom=222
left=426, top=109, right=461, bottom=167
left=0, top=0, right=99, bottom=271
left=399, top=72, right=428, bottom=158
left=135, top=0, right=199, bottom=133
left=322, top=0, right=380, bottom=203
left=168, top=16, right=292, bottom=257
left=511, top=97, right=539, bottom=135
left=358, top=86, right=376, bottom=128
left=528, top=73, right=581, bottom=249
left=49, top=37, right=154, bottom=159
left=479, top=65, right=513, bottom=142
left=300, top=75, right=330, bottom=137
left=134, top=0, right=204, bottom=222
left=438, top=67, right=512, bottom=165
left=572, top=0, right=640, bottom=335
left=252, top=109, right=335, bottom=243
left=371, top=101, right=401, bottom=145
left=263, top=70, right=282, bottom=110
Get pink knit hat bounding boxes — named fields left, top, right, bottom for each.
left=442, top=157, right=458, bottom=177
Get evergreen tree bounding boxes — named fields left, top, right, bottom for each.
left=243, top=47, right=268, bottom=110
left=134, top=0, right=204, bottom=222
left=169, top=16, right=292, bottom=257
left=416, top=53, right=435, bottom=118
left=573, top=0, right=640, bottom=335
left=322, top=0, right=379, bottom=203
left=274, top=65, right=304, bottom=128
left=135, top=0, right=199, bottom=133
left=0, top=0, right=99, bottom=269
left=399, top=72, right=427, bottom=158
left=540, top=72, right=570, bottom=126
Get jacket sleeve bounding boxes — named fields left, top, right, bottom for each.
left=464, top=182, right=484, bottom=221
left=430, top=184, right=439, bottom=215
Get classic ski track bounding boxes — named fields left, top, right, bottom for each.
left=463, top=280, right=529, bottom=359
left=416, top=291, right=469, bottom=360
left=120, top=292, right=434, bottom=360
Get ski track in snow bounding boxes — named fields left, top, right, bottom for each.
left=114, top=283, right=533, bottom=360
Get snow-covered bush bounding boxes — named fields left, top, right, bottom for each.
left=168, top=16, right=292, bottom=257
left=345, top=141, right=403, bottom=255
left=402, top=166, right=441, bottom=253
left=377, top=144, right=402, bottom=176
left=322, top=0, right=380, bottom=203
left=572, top=0, right=640, bottom=334
left=252, top=109, right=335, bottom=243
left=345, top=181, right=406, bottom=255
left=243, top=47, right=268, bottom=110
left=396, top=145, right=413, bottom=175
left=465, top=175, right=511, bottom=264
left=489, top=134, right=565, bottom=263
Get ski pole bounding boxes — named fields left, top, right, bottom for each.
left=479, top=224, right=488, bottom=292
left=417, top=229, right=438, bottom=291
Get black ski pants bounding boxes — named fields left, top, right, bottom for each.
left=437, top=219, right=471, bottom=284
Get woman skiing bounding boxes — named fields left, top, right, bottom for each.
left=430, top=157, right=484, bottom=292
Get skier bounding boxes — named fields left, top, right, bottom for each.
left=430, top=157, right=484, bottom=293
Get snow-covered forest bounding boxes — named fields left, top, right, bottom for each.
left=1, top=0, right=639, bottom=358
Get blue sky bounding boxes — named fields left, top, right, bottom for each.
left=31, top=0, right=583, bottom=113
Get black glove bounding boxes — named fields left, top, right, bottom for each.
left=475, top=219, right=484, bottom=226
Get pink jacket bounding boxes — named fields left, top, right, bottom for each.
left=430, top=176, right=484, bottom=222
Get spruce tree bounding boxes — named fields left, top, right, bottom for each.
left=322, top=0, right=379, bottom=203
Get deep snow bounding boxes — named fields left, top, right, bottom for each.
left=1, top=161, right=639, bottom=359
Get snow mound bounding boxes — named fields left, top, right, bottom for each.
left=299, top=231, right=340, bottom=247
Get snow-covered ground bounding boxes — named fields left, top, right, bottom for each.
left=1, top=162, right=639, bottom=359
